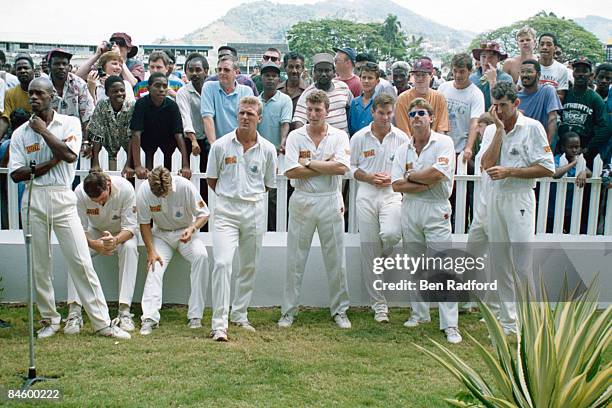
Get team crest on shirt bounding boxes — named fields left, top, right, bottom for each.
left=225, top=156, right=237, bottom=164
left=510, top=148, right=520, bottom=156
left=26, top=143, right=41, bottom=154
left=86, top=208, right=99, bottom=216
left=405, top=162, right=413, bottom=171
left=363, top=149, right=375, bottom=158
left=389, top=155, right=395, bottom=162
left=150, top=205, right=161, bottom=212
left=132, top=206, right=137, bottom=213
left=63, top=135, right=77, bottom=143
left=298, top=150, right=311, bottom=159
left=544, top=146, right=552, bottom=153
left=112, top=214, right=120, bottom=220
left=175, top=210, right=183, bottom=218
left=250, top=165, right=259, bottom=174
left=197, top=200, right=205, bottom=208
left=438, top=157, right=449, bottom=165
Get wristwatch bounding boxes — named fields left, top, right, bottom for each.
left=304, top=158, right=312, bottom=168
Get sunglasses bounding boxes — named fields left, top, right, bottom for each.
left=263, top=55, right=280, bottom=62
left=408, top=110, right=428, bottom=118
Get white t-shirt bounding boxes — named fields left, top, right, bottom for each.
left=137, top=175, right=209, bottom=231
left=438, top=81, right=485, bottom=152
left=206, top=131, right=278, bottom=202
left=350, top=124, right=410, bottom=177
left=539, top=60, right=569, bottom=91
left=284, top=124, right=350, bottom=193
left=391, top=131, right=456, bottom=201
left=480, top=113, right=555, bottom=192
left=9, top=112, right=81, bottom=187
left=76, top=175, right=137, bottom=235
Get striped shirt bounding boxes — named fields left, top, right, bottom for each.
left=292, top=80, right=353, bottom=133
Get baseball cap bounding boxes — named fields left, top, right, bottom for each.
left=333, top=47, right=357, bottom=63
left=14, top=53, right=34, bottom=68
left=572, top=57, right=593, bottom=70
left=410, top=58, right=434, bottom=74
left=47, top=48, right=73, bottom=62
left=312, top=53, right=334, bottom=67
left=260, top=61, right=281, bottom=75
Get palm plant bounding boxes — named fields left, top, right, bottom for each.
left=415, top=278, right=611, bottom=407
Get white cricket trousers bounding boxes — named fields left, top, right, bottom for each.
left=22, top=186, right=111, bottom=331
left=356, top=184, right=402, bottom=313
left=140, top=228, right=209, bottom=323
left=488, top=190, right=535, bottom=332
left=67, top=229, right=139, bottom=308
left=210, top=196, right=266, bottom=331
left=401, top=198, right=458, bottom=330
left=282, top=190, right=350, bottom=317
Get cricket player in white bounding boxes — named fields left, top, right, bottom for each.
left=206, top=96, right=277, bottom=342
left=64, top=171, right=139, bottom=334
left=391, top=97, right=462, bottom=344
left=350, top=94, right=409, bottom=322
left=279, top=90, right=352, bottom=329
left=8, top=77, right=130, bottom=339
left=480, top=82, right=554, bottom=335
left=137, top=166, right=210, bottom=335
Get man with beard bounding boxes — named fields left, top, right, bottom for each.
left=503, top=26, right=538, bottom=84
left=292, top=53, right=353, bottom=134
left=9, top=77, right=130, bottom=339
left=559, top=58, right=609, bottom=166
left=0, top=53, right=34, bottom=139
left=517, top=59, right=562, bottom=144
left=278, top=51, right=307, bottom=122
left=538, top=33, right=569, bottom=103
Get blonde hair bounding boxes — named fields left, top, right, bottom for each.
left=516, top=26, right=536, bottom=41
left=305, top=90, right=330, bottom=110
left=239, top=96, right=263, bottom=115
left=148, top=166, right=172, bottom=197
left=98, top=51, right=124, bottom=71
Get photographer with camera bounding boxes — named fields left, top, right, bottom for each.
left=85, top=52, right=136, bottom=105
left=76, top=32, right=144, bottom=85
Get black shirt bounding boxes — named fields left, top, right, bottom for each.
left=130, top=95, right=183, bottom=152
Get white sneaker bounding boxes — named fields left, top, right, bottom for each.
left=233, top=321, right=256, bottom=332
left=444, top=327, right=462, bottom=344
left=333, top=313, right=352, bottom=329
left=188, top=318, right=202, bottom=329
left=277, top=314, right=294, bottom=328
left=97, top=320, right=131, bottom=339
left=210, top=329, right=228, bottom=342
left=118, top=312, right=135, bottom=332
left=37, top=321, right=60, bottom=339
left=140, top=318, right=158, bottom=336
left=374, top=311, right=389, bottom=323
left=403, top=316, right=431, bottom=328
left=63, top=312, right=83, bottom=335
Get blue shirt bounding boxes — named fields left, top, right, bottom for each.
left=0, top=139, right=25, bottom=209
left=348, top=94, right=374, bottom=136
left=548, top=154, right=576, bottom=219
left=518, top=85, right=562, bottom=131
left=469, top=68, right=513, bottom=111
left=201, top=80, right=254, bottom=138
left=257, top=91, right=293, bottom=148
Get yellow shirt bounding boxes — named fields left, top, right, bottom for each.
left=2, top=85, right=31, bottom=121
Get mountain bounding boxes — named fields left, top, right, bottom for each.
left=573, top=15, right=611, bottom=43
left=159, top=0, right=474, bottom=52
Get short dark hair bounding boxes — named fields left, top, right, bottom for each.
left=163, top=50, right=176, bottom=64
left=218, top=45, right=238, bottom=57
left=355, top=52, right=376, bottom=63
left=14, top=53, right=34, bottom=69
left=359, top=62, right=380, bottom=78
left=521, top=58, right=541, bottom=74
left=104, top=75, right=124, bottom=94
left=595, top=62, right=612, bottom=76
left=491, top=81, right=518, bottom=102
left=538, top=32, right=558, bottom=46
left=83, top=170, right=110, bottom=199
left=186, top=53, right=209, bottom=70
left=283, top=51, right=304, bottom=67
left=372, top=94, right=395, bottom=111
left=148, top=72, right=167, bottom=87
left=559, top=131, right=581, bottom=146
left=451, top=53, right=472, bottom=71
left=148, top=51, right=170, bottom=66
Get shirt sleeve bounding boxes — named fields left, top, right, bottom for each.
left=63, top=116, right=83, bottom=155
left=136, top=184, right=152, bottom=225
left=200, top=82, right=215, bottom=118
left=470, top=88, right=485, bottom=119
left=188, top=182, right=210, bottom=219
left=75, top=186, right=89, bottom=231
left=349, top=132, right=361, bottom=177
left=292, top=91, right=308, bottom=125
left=557, top=66, right=569, bottom=91
left=391, top=143, right=407, bottom=183
left=394, top=93, right=411, bottom=135
left=433, top=93, right=450, bottom=133
left=170, top=101, right=184, bottom=135
left=334, top=130, right=351, bottom=171
left=7, top=131, right=26, bottom=174
left=78, top=80, right=95, bottom=123
left=544, top=87, right=563, bottom=114
left=526, top=123, right=555, bottom=173
left=280, top=96, right=293, bottom=124
left=86, top=103, right=104, bottom=143
left=130, top=99, right=145, bottom=131
left=205, top=140, right=221, bottom=179
left=283, top=129, right=301, bottom=173
left=431, top=136, right=455, bottom=181
left=264, top=144, right=278, bottom=189
left=120, top=184, right=138, bottom=235
left=176, top=89, right=194, bottom=134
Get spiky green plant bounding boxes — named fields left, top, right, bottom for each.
left=415, top=278, right=612, bottom=408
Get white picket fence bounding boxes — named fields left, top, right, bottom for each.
left=1, top=147, right=611, bottom=235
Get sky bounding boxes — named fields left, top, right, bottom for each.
left=1, top=0, right=610, bottom=44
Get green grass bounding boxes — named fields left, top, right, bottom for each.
left=0, top=304, right=494, bottom=407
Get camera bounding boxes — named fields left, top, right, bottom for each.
left=97, top=67, right=106, bottom=78
left=105, top=40, right=115, bottom=51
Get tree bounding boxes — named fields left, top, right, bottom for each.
left=467, top=11, right=605, bottom=63
left=286, top=16, right=409, bottom=65
left=405, top=35, right=425, bottom=62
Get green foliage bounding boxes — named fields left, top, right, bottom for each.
left=468, top=11, right=605, bottom=63
left=416, top=277, right=612, bottom=408
left=287, top=14, right=410, bottom=66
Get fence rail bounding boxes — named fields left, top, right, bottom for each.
left=1, top=147, right=610, bottom=235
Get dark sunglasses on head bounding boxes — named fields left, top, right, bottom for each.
left=111, top=39, right=127, bottom=48
left=263, top=55, right=279, bottom=62
left=408, top=110, right=428, bottom=118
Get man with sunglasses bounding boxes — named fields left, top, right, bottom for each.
left=253, top=48, right=287, bottom=94
left=391, top=97, right=460, bottom=344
